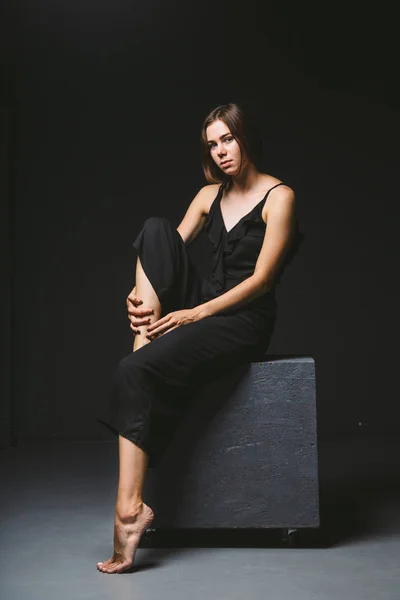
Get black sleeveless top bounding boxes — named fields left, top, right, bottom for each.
left=198, top=181, right=287, bottom=326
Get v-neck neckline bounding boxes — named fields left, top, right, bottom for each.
left=218, top=182, right=284, bottom=235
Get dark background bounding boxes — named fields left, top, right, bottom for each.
left=1, top=0, right=398, bottom=446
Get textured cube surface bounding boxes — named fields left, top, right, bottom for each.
left=144, top=356, right=319, bottom=529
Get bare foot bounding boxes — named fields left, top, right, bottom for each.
left=97, top=502, right=154, bottom=574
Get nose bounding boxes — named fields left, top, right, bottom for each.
left=217, top=144, right=226, bottom=157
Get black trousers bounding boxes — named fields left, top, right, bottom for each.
left=97, top=217, right=275, bottom=466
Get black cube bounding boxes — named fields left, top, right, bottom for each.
left=144, top=356, right=319, bottom=529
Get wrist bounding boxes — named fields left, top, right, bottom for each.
left=193, top=303, right=213, bottom=320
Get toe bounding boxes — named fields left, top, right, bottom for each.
left=101, top=558, right=113, bottom=568
left=106, top=564, right=119, bottom=574
left=98, top=560, right=112, bottom=573
left=116, top=561, right=132, bottom=574
left=102, top=567, right=112, bottom=574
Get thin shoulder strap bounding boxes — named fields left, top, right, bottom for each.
left=216, top=180, right=228, bottom=203
left=263, top=182, right=285, bottom=201
left=220, top=180, right=229, bottom=192
left=207, top=182, right=225, bottom=217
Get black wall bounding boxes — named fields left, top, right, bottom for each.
left=0, top=78, right=12, bottom=448
left=3, top=0, right=399, bottom=442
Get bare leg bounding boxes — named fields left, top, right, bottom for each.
left=97, top=436, right=154, bottom=574
left=133, top=256, right=162, bottom=352
left=97, top=257, right=161, bottom=574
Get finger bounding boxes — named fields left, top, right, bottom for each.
left=129, top=317, right=152, bottom=327
left=157, top=324, right=179, bottom=337
left=146, top=320, right=174, bottom=339
left=146, top=322, right=169, bottom=337
left=127, top=315, right=153, bottom=327
left=129, top=314, right=154, bottom=326
left=127, top=296, right=143, bottom=307
left=147, top=313, right=172, bottom=332
left=127, top=308, right=154, bottom=317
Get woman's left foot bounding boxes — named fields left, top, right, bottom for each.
left=97, top=502, right=154, bottom=574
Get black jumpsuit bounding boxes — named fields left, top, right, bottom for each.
left=98, top=182, right=286, bottom=466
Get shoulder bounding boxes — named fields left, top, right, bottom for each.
left=262, top=183, right=296, bottom=222
left=271, top=183, right=295, bottom=202
left=260, top=175, right=295, bottom=203
left=194, top=183, right=221, bottom=215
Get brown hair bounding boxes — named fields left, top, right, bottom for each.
left=200, top=102, right=263, bottom=187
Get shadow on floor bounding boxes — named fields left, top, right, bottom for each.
left=136, top=431, right=400, bottom=565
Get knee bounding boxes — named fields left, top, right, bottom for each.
left=142, top=216, right=173, bottom=234
left=114, top=349, right=164, bottom=395
left=115, top=353, right=140, bottom=385
left=115, top=351, right=150, bottom=383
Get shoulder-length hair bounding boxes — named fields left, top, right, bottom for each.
left=200, top=102, right=263, bottom=188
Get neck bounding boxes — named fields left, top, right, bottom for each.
left=228, top=163, right=265, bottom=194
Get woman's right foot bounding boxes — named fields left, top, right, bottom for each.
left=97, top=502, right=154, bottom=574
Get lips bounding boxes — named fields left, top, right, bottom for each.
left=221, top=160, right=232, bottom=166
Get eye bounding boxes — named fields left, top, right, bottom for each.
left=207, top=136, right=233, bottom=150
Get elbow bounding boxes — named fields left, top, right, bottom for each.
left=252, top=275, right=273, bottom=295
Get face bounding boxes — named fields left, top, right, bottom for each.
left=206, top=119, right=248, bottom=175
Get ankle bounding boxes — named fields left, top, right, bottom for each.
left=116, top=498, right=143, bottom=521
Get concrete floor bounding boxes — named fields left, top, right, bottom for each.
left=1, top=433, right=399, bottom=600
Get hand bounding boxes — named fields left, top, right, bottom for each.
left=146, top=307, right=205, bottom=341
left=126, top=287, right=155, bottom=335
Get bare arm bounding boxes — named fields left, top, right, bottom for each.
left=145, top=186, right=296, bottom=340
left=126, top=185, right=218, bottom=333
left=195, top=186, right=296, bottom=318
left=176, top=184, right=220, bottom=245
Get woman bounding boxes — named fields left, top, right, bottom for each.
left=97, top=103, right=297, bottom=574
